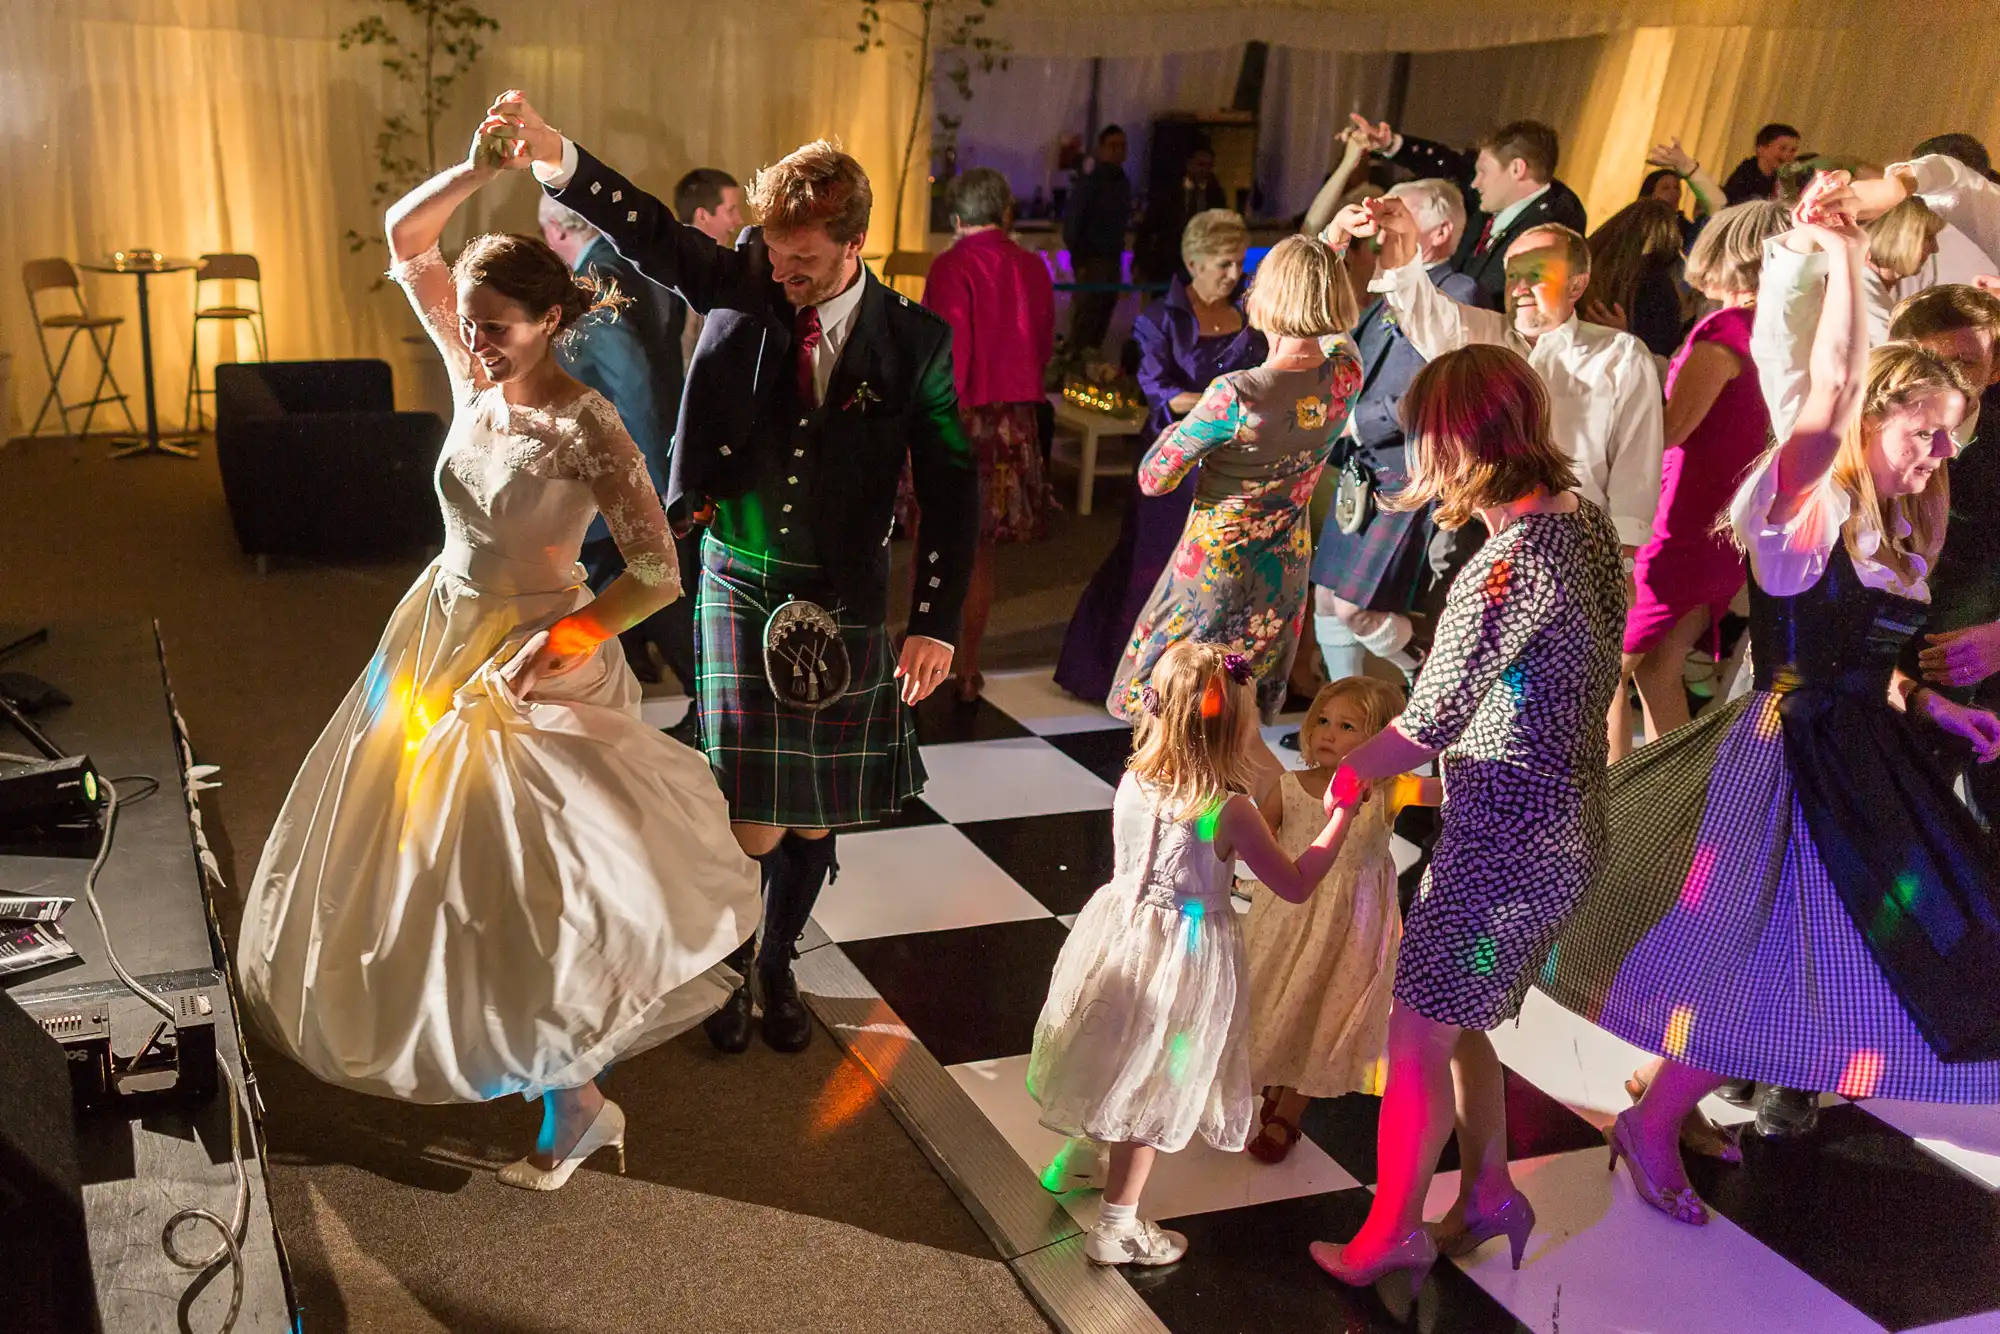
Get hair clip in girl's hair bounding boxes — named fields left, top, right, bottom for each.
left=1221, top=652, right=1252, bottom=685
left=1140, top=684, right=1162, bottom=716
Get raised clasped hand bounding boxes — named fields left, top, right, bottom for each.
left=1346, top=113, right=1396, bottom=155
left=476, top=90, right=562, bottom=172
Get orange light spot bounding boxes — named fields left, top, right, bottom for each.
left=1663, top=1004, right=1695, bottom=1059
left=808, top=998, right=908, bottom=1139
left=1837, top=1050, right=1884, bottom=1099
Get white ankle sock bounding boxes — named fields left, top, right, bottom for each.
left=1350, top=611, right=1414, bottom=662
left=1098, top=1200, right=1138, bottom=1232
left=1314, top=614, right=1366, bottom=682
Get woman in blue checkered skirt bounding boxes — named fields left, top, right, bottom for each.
left=1541, top=191, right=2000, bottom=1228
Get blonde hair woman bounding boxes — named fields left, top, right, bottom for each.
left=1056, top=209, right=1267, bottom=707
left=1543, top=190, right=2000, bottom=1230
left=1107, top=235, right=1363, bottom=723
left=1307, top=343, right=1626, bottom=1291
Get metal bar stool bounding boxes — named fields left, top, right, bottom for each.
left=183, top=253, right=268, bottom=430
left=880, top=249, right=934, bottom=298
left=22, top=258, right=138, bottom=438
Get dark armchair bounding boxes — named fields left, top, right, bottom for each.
left=214, top=360, right=444, bottom=565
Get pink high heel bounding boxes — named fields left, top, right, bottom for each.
left=1433, top=1190, right=1536, bottom=1268
left=1607, top=1109, right=1709, bottom=1225
left=1309, top=1226, right=1438, bottom=1297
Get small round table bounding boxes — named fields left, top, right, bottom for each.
left=77, top=253, right=200, bottom=459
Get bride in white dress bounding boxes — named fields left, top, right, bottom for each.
left=237, top=135, right=761, bottom=1189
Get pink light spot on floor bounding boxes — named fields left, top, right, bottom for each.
left=1837, top=1049, right=1885, bottom=1099
left=1679, top=845, right=1717, bottom=911
left=1663, top=1004, right=1695, bottom=1059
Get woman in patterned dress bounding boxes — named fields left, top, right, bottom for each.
left=1542, top=199, right=2000, bottom=1226
left=1307, top=344, right=1627, bottom=1292
left=1107, top=236, right=1362, bottom=723
left=1055, top=211, right=1267, bottom=707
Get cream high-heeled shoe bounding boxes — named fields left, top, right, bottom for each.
left=497, top=1100, right=627, bottom=1192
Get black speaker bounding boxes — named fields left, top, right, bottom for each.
left=0, top=991, right=101, bottom=1332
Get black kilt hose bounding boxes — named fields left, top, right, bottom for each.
left=697, top=537, right=923, bottom=830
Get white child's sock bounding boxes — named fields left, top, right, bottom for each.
left=1098, top=1200, right=1139, bottom=1233
left=1314, top=613, right=1366, bottom=682
left=1350, top=610, right=1415, bottom=664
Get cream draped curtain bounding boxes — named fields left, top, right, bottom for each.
left=9, top=0, right=1996, bottom=436
left=0, top=0, right=925, bottom=430
left=1402, top=17, right=2000, bottom=231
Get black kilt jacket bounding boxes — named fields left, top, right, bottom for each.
left=547, top=143, right=978, bottom=644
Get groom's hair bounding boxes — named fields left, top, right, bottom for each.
left=750, top=140, right=871, bottom=244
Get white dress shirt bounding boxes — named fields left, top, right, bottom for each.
left=537, top=134, right=864, bottom=402
left=1892, top=153, right=2000, bottom=275
left=1370, top=256, right=1665, bottom=546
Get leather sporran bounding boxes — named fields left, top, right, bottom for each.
left=1334, top=453, right=1374, bottom=535
left=763, top=599, right=851, bottom=711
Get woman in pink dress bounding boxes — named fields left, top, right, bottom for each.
left=1610, top=202, right=1789, bottom=759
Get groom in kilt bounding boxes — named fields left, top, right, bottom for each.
left=496, top=92, right=977, bottom=1053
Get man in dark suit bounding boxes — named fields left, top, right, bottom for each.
left=1307, top=178, right=1480, bottom=904
left=1309, top=177, right=1481, bottom=684
left=538, top=196, right=688, bottom=703
left=1064, top=124, right=1133, bottom=354
left=491, top=91, right=978, bottom=1055
left=1347, top=114, right=1588, bottom=310
left=1134, top=141, right=1229, bottom=286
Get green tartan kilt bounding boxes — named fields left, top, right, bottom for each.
left=694, top=538, right=923, bottom=829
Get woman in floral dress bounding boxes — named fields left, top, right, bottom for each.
left=1109, top=236, right=1362, bottom=722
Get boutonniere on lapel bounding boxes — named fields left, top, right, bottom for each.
left=1378, top=306, right=1399, bottom=333
left=843, top=382, right=882, bottom=414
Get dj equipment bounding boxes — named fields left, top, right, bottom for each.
left=2, top=623, right=227, bottom=1110
left=0, top=991, right=103, bottom=1333
left=0, top=753, right=103, bottom=839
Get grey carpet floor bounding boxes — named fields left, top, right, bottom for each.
left=0, top=430, right=1121, bottom=1333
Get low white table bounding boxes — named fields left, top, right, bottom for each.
left=1048, top=395, right=1149, bottom=516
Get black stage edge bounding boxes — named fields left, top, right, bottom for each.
left=0, top=621, right=296, bottom=1331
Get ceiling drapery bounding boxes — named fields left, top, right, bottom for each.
left=976, top=0, right=1906, bottom=56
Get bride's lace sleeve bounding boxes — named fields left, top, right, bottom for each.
left=387, top=244, right=486, bottom=392
left=565, top=394, right=680, bottom=597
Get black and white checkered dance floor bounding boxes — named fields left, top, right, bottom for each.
left=654, top=669, right=2000, bottom=1334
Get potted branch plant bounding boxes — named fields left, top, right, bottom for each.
left=854, top=0, right=1009, bottom=255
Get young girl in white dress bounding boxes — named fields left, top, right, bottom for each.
left=1026, top=640, right=1369, bottom=1266
left=237, top=133, right=761, bottom=1189
left=1242, top=677, right=1439, bottom=1163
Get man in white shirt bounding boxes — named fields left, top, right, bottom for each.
left=1355, top=196, right=1665, bottom=565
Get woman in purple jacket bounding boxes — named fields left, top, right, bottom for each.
left=1055, top=209, right=1268, bottom=707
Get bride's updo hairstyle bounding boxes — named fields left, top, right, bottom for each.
left=452, top=232, right=625, bottom=331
